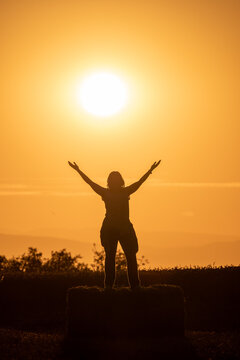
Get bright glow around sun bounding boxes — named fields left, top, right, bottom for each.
left=77, top=72, right=128, bottom=117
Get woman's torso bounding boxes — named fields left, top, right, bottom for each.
left=101, top=188, right=130, bottom=227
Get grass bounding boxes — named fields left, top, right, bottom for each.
left=1, top=266, right=239, bottom=331
left=0, top=328, right=240, bottom=360
left=0, top=328, right=62, bottom=360
left=0, top=267, right=239, bottom=358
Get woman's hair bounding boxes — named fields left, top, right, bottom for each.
left=107, top=171, right=125, bottom=189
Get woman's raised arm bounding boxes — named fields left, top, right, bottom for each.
left=68, top=161, right=106, bottom=196
left=125, top=160, right=161, bottom=195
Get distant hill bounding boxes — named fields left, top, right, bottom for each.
left=0, top=232, right=239, bottom=268
left=140, top=239, right=240, bottom=268
left=0, top=233, right=93, bottom=263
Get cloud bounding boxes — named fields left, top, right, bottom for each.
left=0, top=184, right=29, bottom=189
left=148, top=180, right=240, bottom=188
left=0, top=180, right=240, bottom=196
left=0, top=191, right=41, bottom=196
left=0, top=190, right=93, bottom=197
left=0, top=182, right=94, bottom=197
left=47, top=191, right=94, bottom=197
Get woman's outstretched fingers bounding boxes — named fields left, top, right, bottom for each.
left=73, top=162, right=79, bottom=170
left=68, top=161, right=79, bottom=171
left=150, top=160, right=161, bottom=171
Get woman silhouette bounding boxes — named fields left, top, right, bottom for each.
left=68, top=160, right=161, bottom=289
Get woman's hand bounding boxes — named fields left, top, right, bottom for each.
left=150, top=160, right=161, bottom=172
left=68, top=161, right=80, bottom=172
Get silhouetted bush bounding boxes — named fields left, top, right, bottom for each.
left=0, top=247, right=88, bottom=273
left=43, top=249, right=88, bottom=272
left=0, top=245, right=149, bottom=274
left=90, top=243, right=149, bottom=271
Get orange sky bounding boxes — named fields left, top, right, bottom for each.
left=1, top=0, right=240, bottom=265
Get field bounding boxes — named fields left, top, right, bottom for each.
left=0, top=267, right=240, bottom=359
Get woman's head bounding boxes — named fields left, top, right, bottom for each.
left=107, top=171, right=125, bottom=189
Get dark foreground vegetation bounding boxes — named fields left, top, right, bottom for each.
left=0, top=264, right=239, bottom=332
left=1, top=328, right=240, bottom=360
left=0, top=247, right=239, bottom=359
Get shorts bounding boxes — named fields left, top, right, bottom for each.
left=100, top=218, right=139, bottom=254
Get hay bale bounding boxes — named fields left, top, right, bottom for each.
left=66, top=285, right=185, bottom=338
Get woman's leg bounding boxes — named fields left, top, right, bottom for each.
left=125, top=251, right=140, bottom=289
left=104, top=240, right=118, bottom=288
left=120, top=223, right=140, bottom=289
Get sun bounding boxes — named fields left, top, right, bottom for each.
left=77, top=72, right=128, bottom=117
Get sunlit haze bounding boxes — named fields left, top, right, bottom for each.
left=1, top=0, right=240, bottom=267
